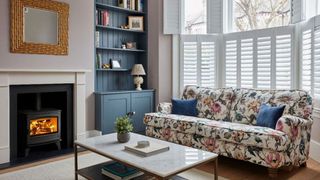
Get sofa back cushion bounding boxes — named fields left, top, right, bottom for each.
left=230, top=89, right=274, bottom=125
left=230, top=89, right=313, bottom=125
left=181, top=86, right=234, bottom=121
left=270, top=90, right=312, bottom=120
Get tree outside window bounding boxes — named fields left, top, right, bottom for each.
left=184, top=0, right=207, bottom=34
left=233, top=0, right=290, bottom=32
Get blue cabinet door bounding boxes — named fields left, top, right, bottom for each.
left=101, top=94, right=131, bottom=134
left=131, top=92, right=154, bottom=133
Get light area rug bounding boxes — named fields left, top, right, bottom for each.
left=0, top=153, right=227, bottom=180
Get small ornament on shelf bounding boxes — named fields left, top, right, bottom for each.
left=102, top=64, right=111, bottom=69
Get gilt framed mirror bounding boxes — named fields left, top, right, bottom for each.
left=10, top=0, right=69, bottom=55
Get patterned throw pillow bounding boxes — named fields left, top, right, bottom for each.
left=256, top=103, right=285, bottom=129
left=171, top=99, right=198, bottom=117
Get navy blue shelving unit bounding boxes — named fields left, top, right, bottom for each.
left=94, top=0, right=154, bottom=134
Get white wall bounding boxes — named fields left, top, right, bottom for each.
left=148, top=0, right=173, bottom=105
left=0, top=0, right=95, bottom=130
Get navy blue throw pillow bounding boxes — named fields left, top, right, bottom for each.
left=171, top=99, right=197, bottom=117
left=256, top=104, right=285, bottom=129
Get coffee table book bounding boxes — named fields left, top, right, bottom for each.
left=124, top=142, right=169, bottom=157
left=101, top=161, right=144, bottom=180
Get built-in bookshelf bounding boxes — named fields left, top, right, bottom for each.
left=94, top=0, right=154, bottom=140
left=95, top=0, right=148, bottom=92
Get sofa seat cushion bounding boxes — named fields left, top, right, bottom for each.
left=196, top=119, right=290, bottom=151
left=144, top=113, right=198, bottom=134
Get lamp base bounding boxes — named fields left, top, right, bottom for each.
left=133, top=76, right=143, bottom=91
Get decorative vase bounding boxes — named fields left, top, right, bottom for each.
left=117, top=132, right=130, bottom=143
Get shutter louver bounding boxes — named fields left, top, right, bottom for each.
left=276, top=34, right=292, bottom=89
left=314, top=26, right=320, bottom=97
left=257, top=37, right=272, bottom=89
left=225, top=40, right=238, bottom=87
left=183, top=41, right=198, bottom=86
left=200, top=42, right=215, bottom=87
left=163, top=0, right=181, bottom=34
left=302, top=29, right=312, bottom=93
left=240, top=39, right=253, bottom=88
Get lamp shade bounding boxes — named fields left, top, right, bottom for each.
left=131, top=64, right=146, bottom=76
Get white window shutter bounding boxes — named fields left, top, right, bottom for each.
left=225, top=40, right=238, bottom=87
left=223, top=27, right=293, bottom=89
left=240, top=38, right=254, bottom=88
left=313, top=25, right=320, bottom=97
left=301, top=29, right=312, bottom=93
left=181, top=38, right=198, bottom=86
left=291, top=0, right=304, bottom=24
left=275, top=34, right=292, bottom=89
left=200, top=41, right=215, bottom=87
left=180, top=35, right=217, bottom=89
left=164, top=0, right=181, bottom=34
left=207, top=0, right=223, bottom=34
left=257, top=37, right=272, bottom=89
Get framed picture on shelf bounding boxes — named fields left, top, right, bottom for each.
left=110, top=59, right=121, bottom=69
left=128, top=16, right=143, bottom=31
left=126, top=42, right=137, bottom=49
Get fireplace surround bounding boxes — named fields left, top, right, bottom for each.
left=0, top=69, right=89, bottom=166
left=11, top=85, right=73, bottom=160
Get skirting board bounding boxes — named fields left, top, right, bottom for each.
left=310, top=140, right=320, bottom=163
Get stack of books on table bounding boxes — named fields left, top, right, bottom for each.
left=101, top=162, right=143, bottom=180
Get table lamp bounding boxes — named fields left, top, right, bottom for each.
left=131, top=64, right=146, bottom=91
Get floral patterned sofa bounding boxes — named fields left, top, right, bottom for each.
left=144, top=86, right=313, bottom=177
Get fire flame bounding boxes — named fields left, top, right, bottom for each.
left=29, top=117, right=58, bottom=136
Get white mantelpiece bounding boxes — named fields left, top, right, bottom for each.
left=0, top=69, right=90, bottom=164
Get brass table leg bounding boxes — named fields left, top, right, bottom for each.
left=74, top=144, right=78, bottom=180
left=214, top=158, right=218, bottom=180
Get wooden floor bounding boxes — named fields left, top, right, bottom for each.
left=0, top=152, right=320, bottom=180
left=198, top=156, right=320, bottom=180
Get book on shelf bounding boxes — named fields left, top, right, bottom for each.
left=135, top=0, right=143, bottom=12
left=96, top=9, right=109, bottom=26
left=95, top=31, right=100, bottom=47
left=101, top=162, right=144, bottom=180
left=118, top=0, right=127, bottom=9
left=96, top=53, right=102, bottom=69
left=118, top=0, right=143, bottom=12
left=125, top=141, right=169, bottom=157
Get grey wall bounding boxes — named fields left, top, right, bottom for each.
left=148, top=0, right=172, bottom=105
left=0, top=0, right=95, bottom=130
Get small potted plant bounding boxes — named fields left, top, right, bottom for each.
left=115, top=114, right=133, bottom=143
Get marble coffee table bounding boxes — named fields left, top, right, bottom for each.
left=74, top=133, right=218, bottom=180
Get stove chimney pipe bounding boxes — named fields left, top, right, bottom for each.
left=36, top=93, right=41, bottom=111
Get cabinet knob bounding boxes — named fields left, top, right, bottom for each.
left=126, top=111, right=135, bottom=117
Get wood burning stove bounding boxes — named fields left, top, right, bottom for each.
left=19, top=94, right=61, bottom=157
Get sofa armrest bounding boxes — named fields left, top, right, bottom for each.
left=275, top=115, right=313, bottom=140
left=157, top=102, right=172, bottom=114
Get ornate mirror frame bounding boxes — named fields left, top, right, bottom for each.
left=10, top=0, right=69, bottom=55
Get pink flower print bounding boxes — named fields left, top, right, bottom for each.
left=266, top=152, right=282, bottom=168
left=290, top=126, right=299, bottom=140
left=162, top=128, right=172, bottom=140
left=303, top=106, right=312, bottom=119
left=211, top=102, right=221, bottom=113
left=204, top=138, right=218, bottom=152
left=275, top=120, right=284, bottom=131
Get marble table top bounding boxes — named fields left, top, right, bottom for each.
left=75, top=133, right=218, bottom=178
